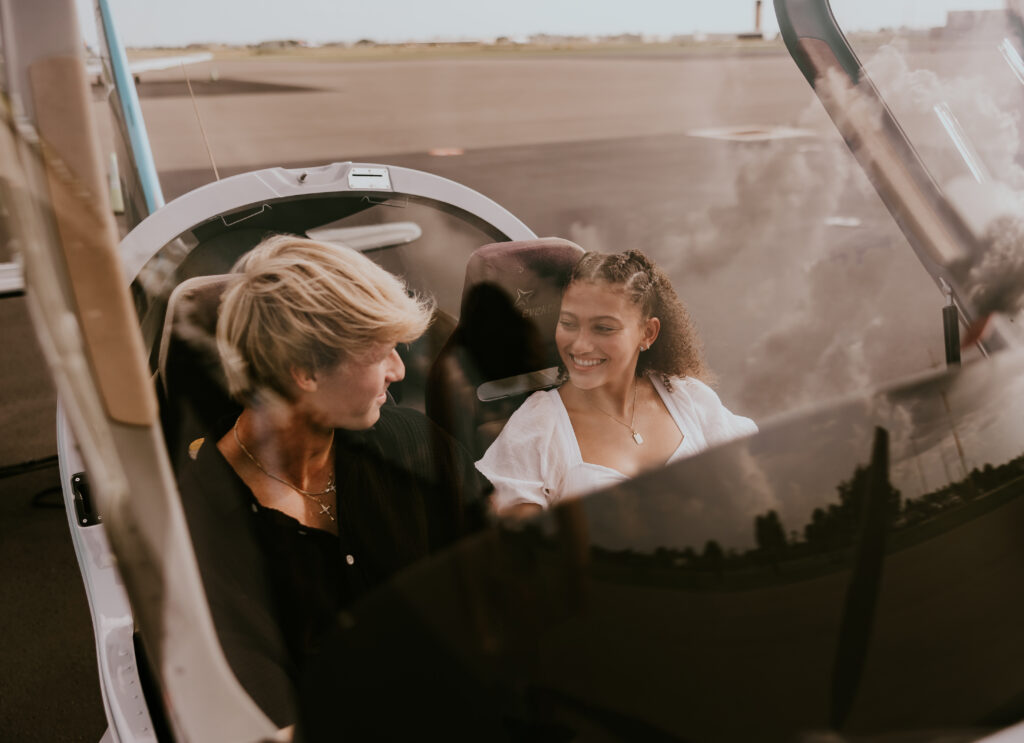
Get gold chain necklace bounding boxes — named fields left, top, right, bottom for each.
left=233, top=418, right=336, bottom=521
left=586, top=379, right=644, bottom=446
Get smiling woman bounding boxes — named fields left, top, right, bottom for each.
left=174, top=234, right=489, bottom=726
left=476, top=248, right=757, bottom=517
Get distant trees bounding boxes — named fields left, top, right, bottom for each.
left=754, top=510, right=787, bottom=571
left=701, top=540, right=725, bottom=581
left=754, top=510, right=786, bottom=552
left=595, top=450, right=1024, bottom=585
left=802, top=464, right=901, bottom=554
left=701, top=539, right=724, bottom=563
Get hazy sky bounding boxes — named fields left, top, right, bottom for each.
left=76, top=0, right=1004, bottom=48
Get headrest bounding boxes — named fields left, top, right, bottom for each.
left=460, top=238, right=585, bottom=316
left=454, top=238, right=584, bottom=385
left=157, top=274, right=232, bottom=397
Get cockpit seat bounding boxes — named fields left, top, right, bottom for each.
left=157, top=274, right=238, bottom=470
left=425, top=238, right=584, bottom=459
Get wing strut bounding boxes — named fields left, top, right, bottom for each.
left=94, top=0, right=165, bottom=227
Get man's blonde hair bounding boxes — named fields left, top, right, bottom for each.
left=217, top=234, right=433, bottom=402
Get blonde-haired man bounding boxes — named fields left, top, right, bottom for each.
left=177, top=235, right=487, bottom=727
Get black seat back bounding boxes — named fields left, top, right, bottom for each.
left=157, top=274, right=239, bottom=469
left=425, top=238, right=584, bottom=458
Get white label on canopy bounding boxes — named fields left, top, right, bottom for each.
left=348, top=167, right=392, bottom=190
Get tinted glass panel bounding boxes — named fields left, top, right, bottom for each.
left=299, top=350, right=1024, bottom=741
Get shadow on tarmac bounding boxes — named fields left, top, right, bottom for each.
left=0, top=465, right=106, bottom=742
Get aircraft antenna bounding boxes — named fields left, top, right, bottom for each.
left=181, top=62, right=220, bottom=181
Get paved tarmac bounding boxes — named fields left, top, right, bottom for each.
left=0, top=47, right=958, bottom=739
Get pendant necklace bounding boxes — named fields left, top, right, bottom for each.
left=588, top=379, right=644, bottom=446
left=233, top=418, right=336, bottom=521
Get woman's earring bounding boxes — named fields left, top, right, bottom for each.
left=640, top=344, right=649, bottom=351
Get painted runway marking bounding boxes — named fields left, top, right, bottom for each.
left=825, top=216, right=863, bottom=228
left=687, top=125, right=816, bottom=142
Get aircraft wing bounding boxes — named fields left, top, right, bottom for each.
left=0, top=8, right=203, bottom=298
left=85, top=50, right=213, bottom=78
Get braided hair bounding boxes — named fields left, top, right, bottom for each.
left=565, top=249, right=711, bottom=386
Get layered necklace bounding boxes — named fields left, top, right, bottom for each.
left=585, top=378, right=645, bottom=446
left=233, top=417, right=336, bottom=521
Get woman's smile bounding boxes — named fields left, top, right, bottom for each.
left=569, top=354, right=606, bottom=369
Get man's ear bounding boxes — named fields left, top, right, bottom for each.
left=290, top=365, right=318, bottom=393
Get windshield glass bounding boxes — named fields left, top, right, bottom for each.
left=81, top=2, right=1024, bottom=739
left=126, top=33, right=962, bottom=423
left=832, top=0, right=1024, bottom=330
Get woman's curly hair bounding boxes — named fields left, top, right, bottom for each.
left=566, top=249, right=712, bottom=385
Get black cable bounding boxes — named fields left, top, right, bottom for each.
left=0, top=454, right=58, bottom=480
left=0, top=455, right=63, bottom=508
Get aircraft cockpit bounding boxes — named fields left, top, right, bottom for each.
left=6, top=0, right=1024, bottom=740
left=73, top=157, right=1024, bottom=740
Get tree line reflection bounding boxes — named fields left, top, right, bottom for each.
left=582, top=448, right=1024, bottom=590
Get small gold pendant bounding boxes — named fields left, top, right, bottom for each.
left=632, top=430, right=644, bottom=445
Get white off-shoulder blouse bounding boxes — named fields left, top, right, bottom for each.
left=475, top=375, right=757, bottom=512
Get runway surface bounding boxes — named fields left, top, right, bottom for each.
left=0, top=47, right=959, bottom=739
